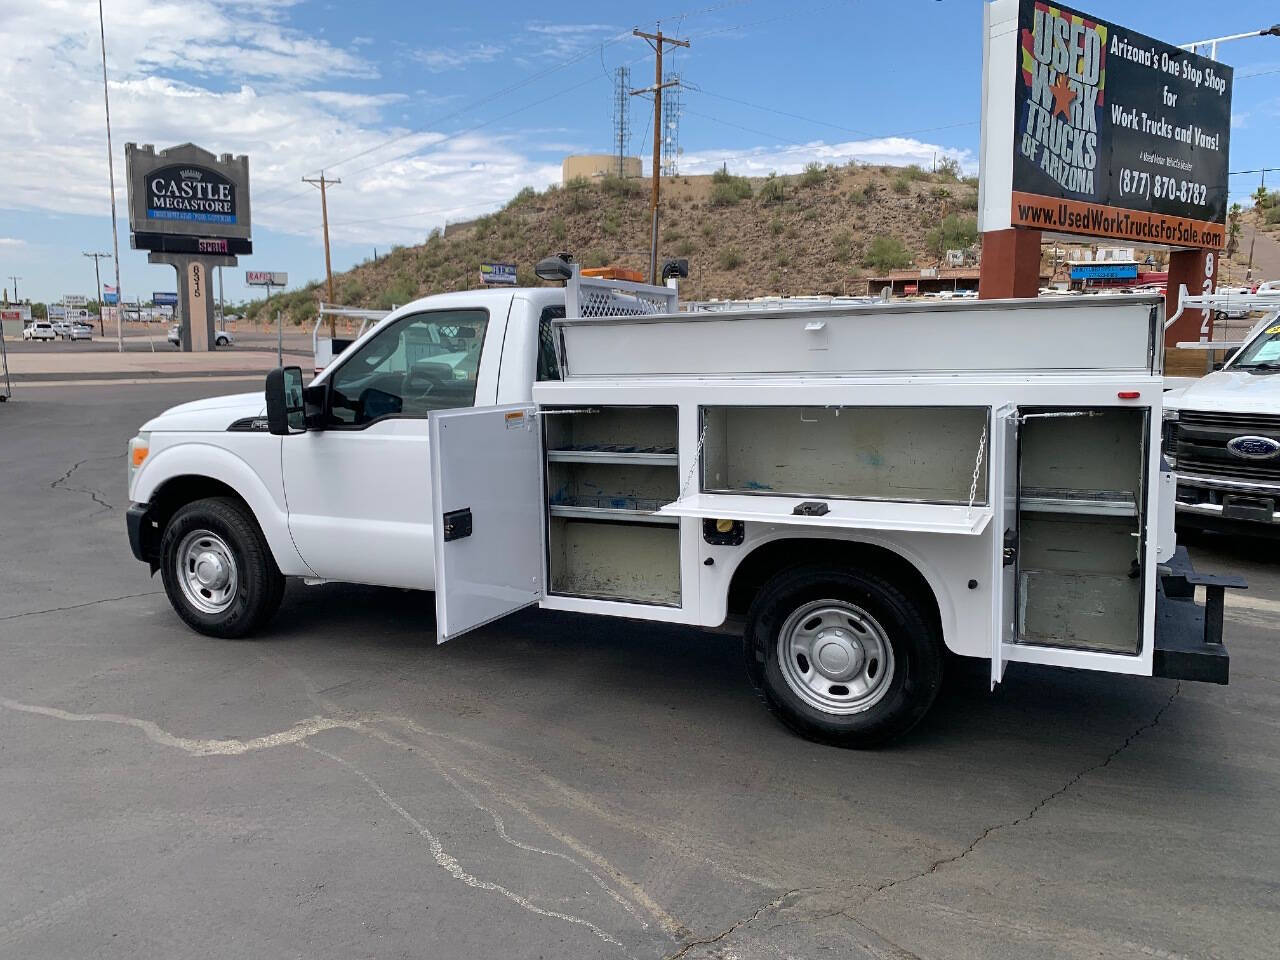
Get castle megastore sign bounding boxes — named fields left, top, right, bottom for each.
left=146, top=165, right=237, bottom=225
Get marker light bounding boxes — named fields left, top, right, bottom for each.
left=128, top=432, right=150, bottom=491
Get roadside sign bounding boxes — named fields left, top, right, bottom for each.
left=48, top=304, right=67, bottom=320
left=246, top=271, right=288, bottom=287
left=64, top=294, right=88, bottom=307
left=979, top=0, right=1232, bottom=250
left=480, top=262, right=517, bottom=286
left=153, top=292, right=178, bottom=306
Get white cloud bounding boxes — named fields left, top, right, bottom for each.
left=0, top=237, right=26, bottom=248
left=679, top=137, right=977, bottom=178
left=523, top=22, right=620, bottom=59
left=414, top=43, right=504, bottom=73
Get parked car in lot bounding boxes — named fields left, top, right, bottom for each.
left=67, top=322, right=93, bottom=341
left=51, top=320, right=73, bottom=339
left=1164, top=295, right=1280, bottom=532
left=23, top=321, right=56, bottom=341
left=168, top=324, right=234, bottom=347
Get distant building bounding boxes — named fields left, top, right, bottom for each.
left=562, top=154, right=642, bottom=184
left=1066, top=246, right=1163, bottom=290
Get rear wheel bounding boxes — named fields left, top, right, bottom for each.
left=745, top=564, right=943, bottom=748
left=160, top=497, right=284, bottom=638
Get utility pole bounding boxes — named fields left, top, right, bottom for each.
left=83, top=252, right=111, bottom=334
left=302, top=172, right=341, bottom=338
left=5, top=276, right=19, bottom=303
left=631, top=28, right=688, bottom=284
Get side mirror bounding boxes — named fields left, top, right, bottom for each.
left=265, top=366, right=306, bottom=436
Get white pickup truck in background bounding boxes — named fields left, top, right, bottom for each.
left=1164, top=292, right=1280, bottom=531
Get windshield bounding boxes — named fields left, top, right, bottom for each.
left=1231, top=319, right=1280, bottom=371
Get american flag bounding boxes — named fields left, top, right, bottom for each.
left=103, top=284, right=117, bottom=294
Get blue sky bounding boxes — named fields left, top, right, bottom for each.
left=1, top=0, right=1277, bottom=304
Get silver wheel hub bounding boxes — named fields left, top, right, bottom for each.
left=777, top=600, right=895, bottom=715
left=176, top=530, right=239, bottom=615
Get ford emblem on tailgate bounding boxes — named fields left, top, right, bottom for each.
left=1227, top=435, right=1280, bottom=460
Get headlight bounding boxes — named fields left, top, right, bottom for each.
left=128, top=432, right=150, bottom=491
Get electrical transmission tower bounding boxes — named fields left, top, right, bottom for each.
left=612, top=66, right=631, bottom=177
left=661, top=74, right=682, bottom=177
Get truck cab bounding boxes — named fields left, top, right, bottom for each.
left=127, top=285, right=566, bottom=597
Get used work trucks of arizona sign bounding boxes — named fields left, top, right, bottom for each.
left=125, top=260, right=1242, bottom=746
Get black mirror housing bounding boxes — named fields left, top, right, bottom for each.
left=265, top=366, right=307, bottom=436
left=302, top=382, right=330, bottom=429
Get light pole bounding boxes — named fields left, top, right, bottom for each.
left=96, top=0, right=124, bottom=353
left=1180, top=24, right=1280, bottom=59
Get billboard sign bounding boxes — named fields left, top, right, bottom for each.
left=125, top=143, right=252, bottom=253
left=980, top=0, right=1232, bottom=249
left=479, top=261, right=517, bottom=285
left=64, top=294, right=88, bottom=307
left=153, top=292, right=178, bottom=306
left=1070, top=263, right=1139, bottom=280
left=245, top=271, right=288, bottom=287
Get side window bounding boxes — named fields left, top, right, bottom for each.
left=327, top=309, right=489, bottom=426
left=536, top=305, right=565, bottom=381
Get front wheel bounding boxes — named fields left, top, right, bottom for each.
left=159, top=497, right=284, bottom=638
left=745, top=565, right=944, bottom=748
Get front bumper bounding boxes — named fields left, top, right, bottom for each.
left=1175, top=473, right=1280, bottom=529
left=127, top=502, right=160, bottom=569
left=1154, top=546, right=1246, bottom=684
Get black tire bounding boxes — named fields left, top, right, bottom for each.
left=159, top=497, right=284, bottom=638
left=744, top=564, right=944, bottom=748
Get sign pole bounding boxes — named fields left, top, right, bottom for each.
left=277, top=308, right=282, bottom=367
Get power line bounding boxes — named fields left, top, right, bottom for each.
left=688, top=85, right=876, bottom=138
left=341, top=59, right=647, bottom=181
left=256, top=0, right=750, bottom=206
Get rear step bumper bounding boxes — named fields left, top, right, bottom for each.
left=1154, top=546, right=1246, bottom=684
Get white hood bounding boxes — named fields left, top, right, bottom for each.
left=1163, top=369, right=1280, bottom=416
left=141, top=391, right=266, bottom=432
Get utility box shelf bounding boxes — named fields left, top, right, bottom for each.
left=543, top=406, right=681, bottom=605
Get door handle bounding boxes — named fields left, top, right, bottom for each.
left=1002, top=528, right=1017, bottom=567
left=442, top=508, right=472, bottom=542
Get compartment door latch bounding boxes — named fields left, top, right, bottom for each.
left=442, top=508, right=473, bottom=542
left=1002, top=527, right=1018, bottom=567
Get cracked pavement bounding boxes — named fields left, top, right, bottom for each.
left=1, top=380, right=1279, bottom=960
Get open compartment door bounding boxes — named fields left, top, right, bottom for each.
left=990, top=404, right=1020, bottom=688
left=429, top=404, right=544, bottom=642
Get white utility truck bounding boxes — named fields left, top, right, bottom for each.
left=126, top=262, right=1241, bottom=746
left=1164, top=291, right=1280, bottom=532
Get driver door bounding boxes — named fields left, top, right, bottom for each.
left=281, top=307, right=496, bottom=588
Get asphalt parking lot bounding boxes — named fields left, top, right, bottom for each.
left=2, top=379, right=1278, bottom=960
